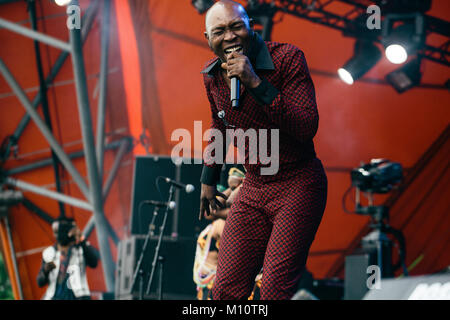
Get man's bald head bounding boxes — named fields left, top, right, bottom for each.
left=204, top=0, right=250, bottom=36
left=203, top=0, right=254, bottom=62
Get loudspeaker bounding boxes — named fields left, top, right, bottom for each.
left=115, top=235, right=197, bottom=300
left=363, top=273, right=450, bottom=300
left=129, top=155, right=209, bottom=238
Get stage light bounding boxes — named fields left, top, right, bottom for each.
left=383, top=23, right=415, bottom=64
left=385, top=44, right=408, bottom=64
left=191, top=0, right=214, bottom=14
left=385, top=58, right=422, bottom=93
left=382, top=13, right=425, bottom=65
left=54, top=0, right=71, bottom=6
left=338, top=40, right=381, bottom=85
left=338, top=68, right=354, bottom=85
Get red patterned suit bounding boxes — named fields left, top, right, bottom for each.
left=200, top=34, right=327, bottom=300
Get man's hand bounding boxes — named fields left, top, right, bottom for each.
left=226, top=184, right=242, bottom=207
left=228, top=175, right=243, bottom=190
left=205, top=207, right=230, bottom=221
left=199, top=184, right=228, bottom=220
left=43, top=262, right=56, bottom=274
left=68, top=225, right=83, bottom=244
left=221, top=52, right=262, bottom=89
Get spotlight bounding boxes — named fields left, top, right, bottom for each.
left=385, top=58, right=422, bottom=93
left=383, top=24, right=415, bottom=64
left=191, top=0, right=214, bottom=14
left=338, top=40, right=381, bottom=85
left=382, top=13, right=425, bottom=65
left=54, top=0, right=72, bottom=6
left=338, top=68, right=354, bottom=85
left=385, top=44, right=408, bottom=64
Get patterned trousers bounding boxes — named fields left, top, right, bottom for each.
left=212, top=158, right=328, bottom=300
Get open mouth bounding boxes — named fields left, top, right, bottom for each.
left=224, top=45, right=243, bottom=55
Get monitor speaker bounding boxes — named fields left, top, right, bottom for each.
left=115, top=235, right=197, bottom=300
left=129, top=155, right=209, bottom=239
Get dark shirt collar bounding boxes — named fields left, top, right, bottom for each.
left=201, top=33, right=275, bottom=75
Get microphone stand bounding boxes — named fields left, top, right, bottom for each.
left=130, top=204, right=160, bottom=300
left=145, top=184, right=176, bottom=299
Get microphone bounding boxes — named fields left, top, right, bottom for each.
left=231, top=77, right=240, bottom=108
left=163, top=177, right=195, bottom=194
left=143, top=200, right=176, bottom=209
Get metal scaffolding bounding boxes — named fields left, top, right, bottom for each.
left=223, top=0, right=450, bottom=67
left=0, top=0, right=127, bottom=294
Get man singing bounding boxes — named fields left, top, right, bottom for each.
left=199, top=0, right=328, bottom=300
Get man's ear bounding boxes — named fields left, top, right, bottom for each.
left=204, top=31, right=209, bottom=40
left=52, top=221, right=59, bottom=234
left=249, top=18, right=255, bottom=29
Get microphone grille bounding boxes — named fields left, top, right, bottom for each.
left=168, top=201, right=176, bottom=210
left=185, top=184, right=195, bottom=194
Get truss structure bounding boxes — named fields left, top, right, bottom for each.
left=0, top=0, right=129, bottom=292
left=246, top=0, right=449, bottom=66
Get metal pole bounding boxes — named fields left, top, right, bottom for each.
left=3, top=1, right=99, bottom=160
left=82, top=215, right=119, bottom=245
left=2, top=216, right=24, bottom=300
left=96, top=0, right=111, bottom=180
left=0, top=17, right=71, bottom=51
left=28, top=0, right=66, bottom=218
left=6, top=138, right=129, bottom=176
left=172, top=163, right=181, bottom=238
left=145, top=186, right=175, bottom=296
left=68, top=1, right=115, bottom=291
left=21, top=198, right=55, bottom=225
left=84, top=139, right=131, bottom=243
left=0, top=58, right=91, bottom=201
left=102, top=139, right=130, bottom=201
left=83, top=139, right=131, bottom=244
left=5, top=178, right=93, bottom=212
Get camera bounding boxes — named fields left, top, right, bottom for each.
left=56, top=219, right=76, bottom=245
left=351, top=158, right=403, bottom=194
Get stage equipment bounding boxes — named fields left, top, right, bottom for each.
left=161, top=177, right=195, bottom=194
left=131, top=188, right=176, bottom=300
left=231, top=77, right=240, bottom=108
left=344, top=159, right=408, bottom=299
left=386, top=58, right=422, bottom=93
left=338, top=40, right=381, bottom=85
left=132, top=163, right=198, bottom=299
left=123, top=155, right=209, bottom=300
left=54, top=0, right=71, bottom=7
left=0, top=189, right=23, bottom=216
left=350, top=158, right=403, bottom=194
left=191, top=0, right=214, bottom=14
left=191, top=0, right=449, bottom=89
left=129, top=155, right=206, bottom=238
left=363, top=273, right=450, bottom=300
left=382, top=13, right=426, bottom=64
left=115, top=235, right=197, bottom=300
